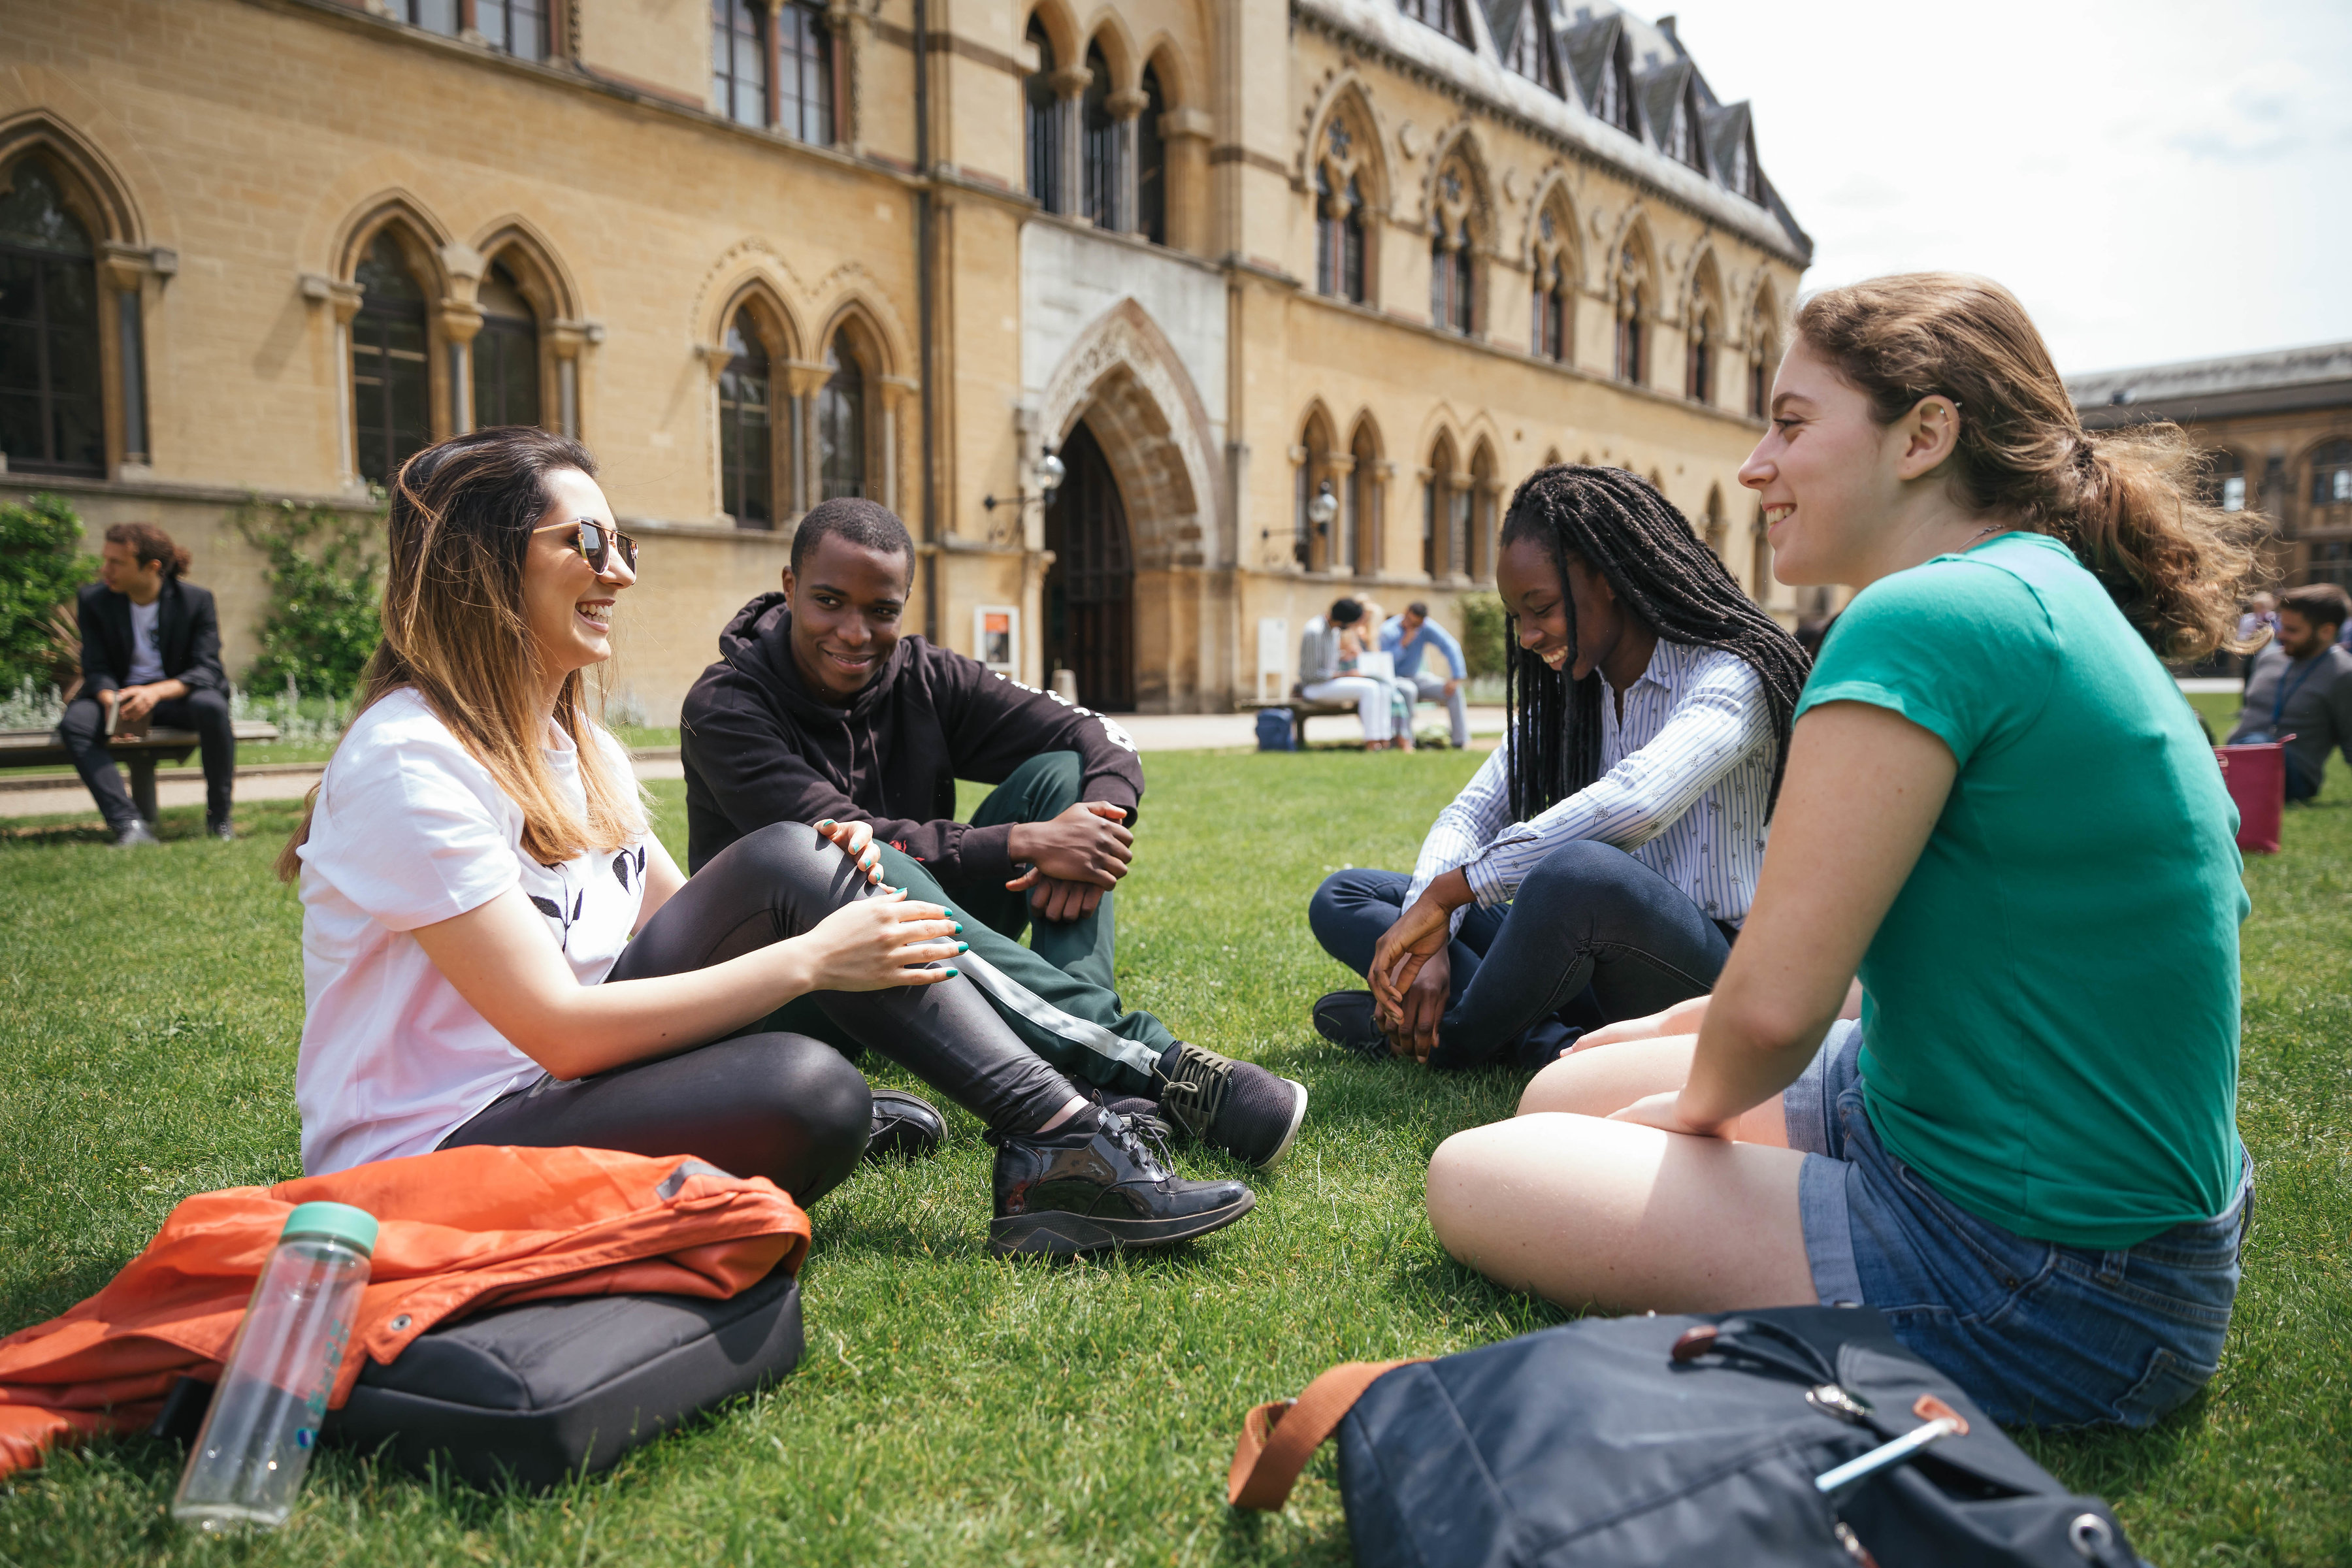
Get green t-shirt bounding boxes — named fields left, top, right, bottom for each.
left=1797, top=532, right=2247, bottom=1249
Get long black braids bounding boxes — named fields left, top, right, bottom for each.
left=1500, top=465, right=1812, bottom=821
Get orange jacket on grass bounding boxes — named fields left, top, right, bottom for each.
left=0, top=1144, right=810, bottom=1478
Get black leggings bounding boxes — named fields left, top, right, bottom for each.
left=442, top=823, right=1080, bottom=1201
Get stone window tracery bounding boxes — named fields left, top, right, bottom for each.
left=1313, top=118, right=1369, bottom=305
left=1612, top=240, right=1647, bottom=385
left=1529, top=203, right=1573, bottom=363
left=350, top=231, right=432, bottom=485
left=818, top=338, right=866, bottom=500
left=718, top=311, right=775, bottom=529
left=1429, top=159, right=1477, bottom=336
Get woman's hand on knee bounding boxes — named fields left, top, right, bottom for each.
left=1608, top=1090, right=1729, bottom=1139
left=796, top=890, right=963, bottom=991
left=813, top=818, right=888, bottom=886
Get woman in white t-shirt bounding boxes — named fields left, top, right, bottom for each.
left=286, top=428, right=1253, bottom=1255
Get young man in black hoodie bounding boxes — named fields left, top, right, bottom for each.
left=681, top=498, right=1307, bottom=1173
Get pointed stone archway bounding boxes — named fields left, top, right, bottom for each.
left=1034, top=299, right=1225, bottom=711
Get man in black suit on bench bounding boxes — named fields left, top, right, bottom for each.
left=59, top=523, right=235, bottom=845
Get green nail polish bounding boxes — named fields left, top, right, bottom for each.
left=953, top=922, right=964, bottom=934
left=945, top=966, right=960, bottom=977
left=816, top=819, right=834, bottom=830
left=956, top=941, right=969, bottom=954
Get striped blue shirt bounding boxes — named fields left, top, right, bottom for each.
left=1402, top=640, right=1775, bottom=928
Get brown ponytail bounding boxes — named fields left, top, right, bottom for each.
left=104, top=521, right=193, bottom=581
left=1795, top=274, right=2259, bottom=662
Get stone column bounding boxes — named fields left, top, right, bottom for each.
left=879, top=375, right=917, bottom=514
left=1159, top=105, right=1212, bottom=255
left=785, top=359, right=832, bottom=513
left=100, top=244, right=169, bottom=474
left=438, top=303, right=483, bottom=436
left=759, top=0, right=785, bottom=129
left=1371, top=459, right=1395, bottom=574
left=302, top=273, right=369, bottom=490
left=695, top=342, right=736, bottom=525
left=547, top=320, right=592, bottom=439
left=1326, top=453, right=1356, bottom=575
left=1105, top=88, right=1148, bottom=234
left=825, top=0, right=864, bottom=152
left=1049, top=65, right=1091, bottom=220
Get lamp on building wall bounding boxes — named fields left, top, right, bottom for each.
left=1307, top=480, right=1339, bottom=532
left=984, top=449, right=1066, bottom=512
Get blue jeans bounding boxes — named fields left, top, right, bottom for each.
left=1307, top=841, right=1733, bottom=1069
left=1787, top=1022, right=2249, bottom=1429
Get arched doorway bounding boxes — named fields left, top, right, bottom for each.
left=1043, top=419, right=1134, bottom=710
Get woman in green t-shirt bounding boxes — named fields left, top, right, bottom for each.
left=1425, top=273, right=2259, bottom=1428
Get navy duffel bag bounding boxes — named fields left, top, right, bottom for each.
left=1228, top=1305, right=2147, bottom=1567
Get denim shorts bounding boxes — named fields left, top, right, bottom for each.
left=1784, top=1022, right=2250, bottom=1429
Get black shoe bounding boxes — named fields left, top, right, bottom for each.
left=988, top=1109, right=1255, bottom=1257
left=1156, top=1043, right=1308, bottom=1169
left=1311, top=990, right=1390, bottom=1061
left=111, top=820, right=159, bottom=848
left=864, top=1089, right=945, bottom=1163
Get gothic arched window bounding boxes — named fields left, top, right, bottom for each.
left=1079, top=45, right=1116, bottom=228
left=351, top=232, right=431, bottom=485
left=1137, top=65, right=1169, bottom=245
left=475, top=0, right=547, bottom=58
left=0, top=157, right=103, bottom=477
left=711, top=0, right=767, bottom=127
left=778, top=1, right=834, bottom=143
left=1024, top=20, right=1064, bottom=213
left=472, top=261, right=540, bottom=430
left=719, top=314, right=774, bottom=529
left=819, top=340, right=866, bottom=500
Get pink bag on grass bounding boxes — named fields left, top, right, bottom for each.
left=2213, top=742, right=2285, bottom=855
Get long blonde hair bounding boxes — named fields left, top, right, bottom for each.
left=278, top=428, right=644, bottom=880
left=1795, top=273, right=2259, bottom=661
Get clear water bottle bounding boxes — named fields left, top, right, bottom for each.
left=172, top=1201, right=378, bottom=1531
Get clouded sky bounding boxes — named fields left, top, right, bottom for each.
left=1654, top=0, right=2352, bottom=376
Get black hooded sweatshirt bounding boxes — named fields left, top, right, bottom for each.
left=679, top=592, right=1144, bottom=877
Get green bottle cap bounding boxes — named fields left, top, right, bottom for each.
left=279, top=1201, right=379, bottom=1256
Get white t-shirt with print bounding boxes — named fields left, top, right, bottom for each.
left=126, top=598, right=165, bottom=685
left=295, top=686, right=648, bottom=1174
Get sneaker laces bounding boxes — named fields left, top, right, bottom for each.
left=1101, top=1108, right=1176, bottom=1181
left=1154, top=1043, right=1232, bottom=1141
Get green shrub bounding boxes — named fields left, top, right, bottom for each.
left=0, top=492, right=96, bottom=694
left=232, top=496, right=384, bottom=698
left=1456, top=589, right=1508, bottom=678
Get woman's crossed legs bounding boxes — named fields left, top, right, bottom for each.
left=1424, top=1037, right=1818, bottom=1313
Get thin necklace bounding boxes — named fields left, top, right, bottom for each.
left=1962, top=523, right=2005, bottom=548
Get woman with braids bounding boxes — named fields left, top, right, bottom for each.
left=1426, top=274, right=2257, bottom=1429
left=1306, top=465, right=1807, bottom=1068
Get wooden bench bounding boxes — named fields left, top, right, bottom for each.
left=1238, top=689, right=1395, bottom=750
left=1, top=721, right=281, bottom=824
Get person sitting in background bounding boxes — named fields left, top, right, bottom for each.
left=1308, top=466, right=1808, bottom=1069
left=2227, top=582, right=2351, bottom=801
left=59, top=523, right=235, bottom=845
left=1298, top=597, right=1409, bottom=751
left=1426, top=272, right=2257, bottom=1430
left=290, top=429, right=1260, bottom=1258
left=682, top=497, right=1307, bottom=1171
left=1381, top=601, right=1472, bottom=749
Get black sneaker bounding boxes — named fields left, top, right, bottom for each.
left=988, top=1109, right=1254, bottom=1257
left=1311, top=990, right=1390, bottom=1060
left=206, top=817, right=235, bottom=841
left=111, top=820, right=159, bottom=849
left=864, top=1089, right=945, bottom=1163
left=1156, top=1043, right=1309, bottom=1169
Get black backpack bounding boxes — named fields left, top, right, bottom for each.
left=1228, top=1305, right=2146, bottom=1567
left=154, top=1269, right=804, bottom=1490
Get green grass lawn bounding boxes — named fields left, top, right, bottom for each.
left=1, top=730, right=2347, bottom=1565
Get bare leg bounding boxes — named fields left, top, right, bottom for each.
left=1516, top=1036, right=1789, bottom=1147
left=1426, top=1112, right=1817, bottom=1313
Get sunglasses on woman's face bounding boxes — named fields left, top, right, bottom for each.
left=532, top=518, right=640, bottom=575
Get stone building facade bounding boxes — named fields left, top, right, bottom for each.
left=1, top=0, right=1808, bottom=719
left=2071, top=342, right=2352, bottom=596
